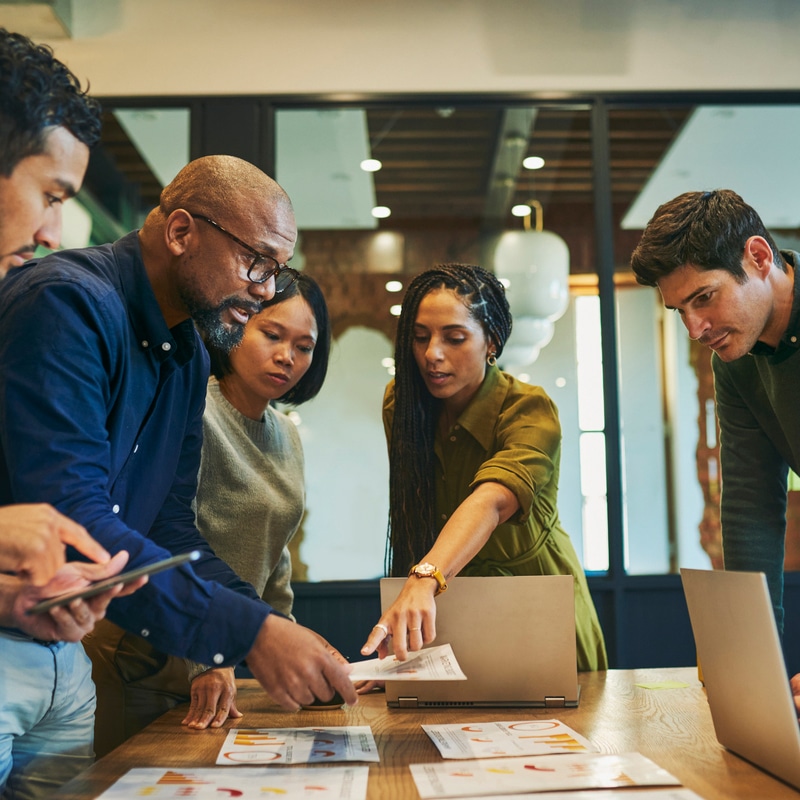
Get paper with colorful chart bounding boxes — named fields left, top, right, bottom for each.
left=215, top=726, right=379, bottom=765
left=422, top=719, right=596, bottom=759
left=431, top=790, right=705, bottom=800
left=409, top=751, right=681, bottom=798
left=94, top=765, right=369, bottom=798
left=348, top=642, right=466, bottom=681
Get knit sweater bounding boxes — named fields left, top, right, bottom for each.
left=712, top=250, right=800, bottom=634
left=194, top=378, right=305, bottom=619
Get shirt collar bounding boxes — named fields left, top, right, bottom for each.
left=750, top=249, right=800, bottom=359
left=456, top=364, right=507, bottom=450
left=114, top=231, right=198, bottom=366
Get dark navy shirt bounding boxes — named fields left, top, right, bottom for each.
left=0, top=231, right=270, bottom=666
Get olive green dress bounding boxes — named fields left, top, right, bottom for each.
left=384, top=364, right=608, bottom=671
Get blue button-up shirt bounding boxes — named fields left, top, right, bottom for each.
left=0, top=231, right=270, bottom=666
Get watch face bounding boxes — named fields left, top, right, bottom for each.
left=416, top=563, right=435, bottom=576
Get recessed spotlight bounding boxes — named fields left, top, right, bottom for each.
left=372, top=206, right=391, bottom=219
left=498, top=277, right=511, bottom=289
left=555, top=377, right=567, bottom=388
left=390, top=304, right=402, bottom=316
left=517, top=373, right=531, bottom=383
left=511, top=204, right=531, bottom=217
left=523, top=156, right=545, bottom=170
left=287, top=411, right=302, bottom=426
left=381, top=357, right=395, bottom=368
left=361, top=158, right=382, bottom=172
left=385, top=280, right=403, bottom=293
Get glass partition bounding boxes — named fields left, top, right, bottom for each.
left=274, top=104, right=599, bottom=580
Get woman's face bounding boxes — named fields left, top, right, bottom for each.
left=412, top=287, right=492, bottom=413
left=223, top=293, right=318, bottom=418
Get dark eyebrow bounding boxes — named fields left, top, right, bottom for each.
left=259, top=318, right=317, bottom=342
left=54, top=178, right=79, bottom=200
left=413, top=323, right=469, bottom=331
left=664, top=284, right=713, bottom=311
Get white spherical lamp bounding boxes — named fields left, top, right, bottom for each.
left=494, top=229, right=569, bottom=322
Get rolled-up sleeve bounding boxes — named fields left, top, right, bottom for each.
left=469, top=387, right=561, bottom=525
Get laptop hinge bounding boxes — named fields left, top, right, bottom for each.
left=397, top=697, right=420, bottom=709
left=545, top=696, right=566, bottom=708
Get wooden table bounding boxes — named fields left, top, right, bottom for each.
left=55, top=667, right=799, bottom=799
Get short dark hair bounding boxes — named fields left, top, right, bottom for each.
left=0, top=28, right=102, bottom=176
left=630, top=189, right=784, bottom=287
left=207, top=272, right=331, bottom=406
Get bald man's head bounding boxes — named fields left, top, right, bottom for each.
left=159, top=155, right=292, bottom=224
left=140, top=155, right=297, bottom=353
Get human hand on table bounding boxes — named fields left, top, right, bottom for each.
left=183, top=667, right=243, bottom=729
left=245, top=613, right=358, bottom=712
left=9, top=550, right=146, bottom=641
left=360, top=576, right=438, bottom=661
left=0, top=503, right=110, bottom=585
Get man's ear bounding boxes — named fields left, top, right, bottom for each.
left=746, top=235, right=777, bottom=277
left=164, top=209, right=193, bottom=257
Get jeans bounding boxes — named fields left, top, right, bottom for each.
left=0, top=631, right=95, bottom=800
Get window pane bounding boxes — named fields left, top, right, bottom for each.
left=612, top=103, right=800, bottom=574
left=275, top=104, right=599, bottom=579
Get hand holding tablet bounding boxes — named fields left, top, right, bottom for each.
left=26, top=550, right=201, bottom=614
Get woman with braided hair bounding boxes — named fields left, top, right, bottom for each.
left=360, top=264, right=606, bottom=672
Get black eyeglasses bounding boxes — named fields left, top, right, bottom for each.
left=189, top=213, right=299, bottom=292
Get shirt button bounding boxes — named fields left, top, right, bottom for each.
left=141, top=629, right=150, bottom=637
left=112, top=504, right=120, bottom=514
left=141, top=340, right=149, bottom=348
left=792, top=336, right=797, bottom=343
left=161, top=342, right=172, bottom=352
left=454, top=424, right=461, bottom=430
left=213, top=653, right=224, bottom=665
left=441, top=514, right=447, bottom=520
left=449, top=435, right=457, bottom=442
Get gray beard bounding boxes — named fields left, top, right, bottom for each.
left=180, top=290, right=261, bottom=354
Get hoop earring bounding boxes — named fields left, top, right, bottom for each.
left=487, top=352, right=497, bottom=366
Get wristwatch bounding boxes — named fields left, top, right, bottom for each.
left=408, top=562, right=448, bottom=595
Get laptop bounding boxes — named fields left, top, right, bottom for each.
left=380, top=575, right=579, bottom=709
left=681, top=568, right=800, bottom=790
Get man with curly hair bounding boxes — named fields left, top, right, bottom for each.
left=0, top=28, right=139, bottom=800
left=0, top=27, right=101, bottom=274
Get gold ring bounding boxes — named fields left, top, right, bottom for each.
left=373, top=623, right=390, bottom=635
left=409, top=627, right=421, bottom=631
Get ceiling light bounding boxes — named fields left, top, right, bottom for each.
left=511, top=204, right=531, bottom=217
left=372, top=206, right=391, bottom=219
left=361, top=158, right=382, bottom=172
left=523, top=156, right=546, bottom=170
left=385, top=280, right=403, bottom=293
left=381, top=357, right=395, bottom=368
left=390, top=304, right=402, bottom=316
left=498, top=277, right=511, bottom=289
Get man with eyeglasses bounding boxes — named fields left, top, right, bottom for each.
left=0, top=154, right=358, bottom=790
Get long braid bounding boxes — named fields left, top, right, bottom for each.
left=385, top=264, right=512, bottom=577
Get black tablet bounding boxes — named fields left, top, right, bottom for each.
left=26, top=550, right=201, bottom=614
